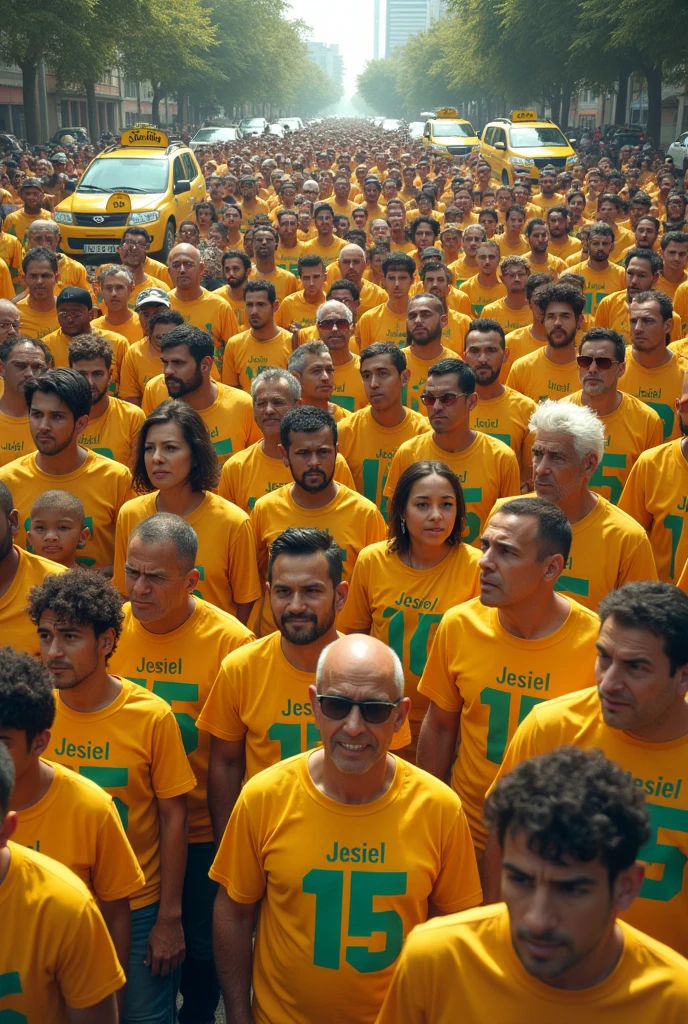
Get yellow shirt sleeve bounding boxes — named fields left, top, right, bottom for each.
left=0, top=256, right=13, bottom=300
left=416, top=614, right=463, bottom=713
left=221, top=334, right=242, bottom=386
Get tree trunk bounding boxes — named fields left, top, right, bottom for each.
left=85, top=80, right=99, bottom=140
left=643, top=63, right=662, bottom=146
left=615, top=67, right=629, bottom=125
left=549, top=84, right=562, bottom=126
left=19, top=58, right=39, bottom=144
left=152, top=84, right=163, bottom=125
left=561, top=83, right=572, bottom=132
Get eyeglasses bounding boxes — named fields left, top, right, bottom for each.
left=576, top=355, right=619, bottom=370
left=121, top=240, right=147, bottom=249
left=420, top=392, right=466, bottom=407
left=316, top=694, right=402, bottom=724
left=317, top=318, right=350, bottom=331
left=0, top=321, right=20, bottom=331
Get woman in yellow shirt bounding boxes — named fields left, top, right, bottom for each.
left=338, top=461, right=480, bottom=758
left=113, top=400, right=261, bottom=623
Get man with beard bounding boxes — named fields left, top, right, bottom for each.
left=222, top=280, right=293, bottom=391
left=562, top=328, right=662, bottom=504
left=43, top=287, right=128, bottom=389
left=507, top=283, right=585, bottom=403
left=0, top=332, right=50, bottom=466
left=250, top=224, right=298, bottom=303
left=566, top=223, right=626, bottom=316
left=0, top=368, right=131, bottom=571
left=482, top=256, right=534, bottom=333
left=402, top=294, right=453, bottom=416
left=68, top=334, right=144, bottom=468
left=249, top=406, right=386, bottom=636
left=219, top=249, right=251, bottom=329
left=15, top=246, right=59, bottom=340
left=208, top=630, right=480, bottom=1024
left=141, top=324, right=259, bottom=464
left=463, top=318, right=536, bottom=484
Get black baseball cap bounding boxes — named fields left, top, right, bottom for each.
left=56, top=286, right=92, bottom=309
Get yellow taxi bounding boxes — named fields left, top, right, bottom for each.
left=54, top=125, right=206, bottom=260
left=422, top=108, right=481, bottom=161
left=479, top=110, right=577, bottom=185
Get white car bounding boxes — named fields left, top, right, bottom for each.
left=267, top=123, right=285, bottom=138
left=408, top=121, right=425, bottom=140
left=382, top=119, right=403, bottom=132
left=189, top=126, right=241, bottom=150
left=667, top=132, right=688, bottom=172
left=238, top=117, right=268, bottom=137
left=277, top=117, right=303, bottom=133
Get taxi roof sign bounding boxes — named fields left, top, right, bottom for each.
left=435, top=107, right=459, bottom=120
left=510, top=110, right=539, bottom=122
left=120, top=125, right=169, bottom=148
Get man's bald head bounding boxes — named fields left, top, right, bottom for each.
left=338, top=244, right=366, bottom=264
left=168, top=243, right=201, bottom=267
left=316, top=635, right=405, bottom=700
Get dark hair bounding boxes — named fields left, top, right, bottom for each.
left=359, top=341, right=407, bottom=374
left=221, top=249, right=251, bottom=271
left=525, top=272, right=553, bottom=300
left=588, top=221, right=615, bottom=242
left=122, top=226, right=151, bottom=245
left=478, top=207, right=499, bottom=223
left=599, top=192, right=623, bottom=211
left=409, top=216, right=440, bottom=241
left=382, top=252, right=416, bottom=278
left=506, top=204, right=526, bottom=222
left=24, top=367, right=92, bottom=420
left=244, top=278, right=277, bottom=304
left=328, top=279, right=360, bottom=302
left=27, top=568, right=124, bottom=658
left=599, top=581, right=688, bottom=675
left=22, top=245, right=58, bottom=274
left=466, top=317, right=506, bottom=349
left=484, top=746, right=650, bottom=886
left=0, top=334, right=52, bottom=366
left=130, top=512, right=198, bottom=573
left=159, top=324, right=214, bottom=365
left=389, top=462, right=466, bottom=554
left=68, top=333, right=113, bottom=371
left=580, top=327, right=626, bottom=364
left=0, top=482, right=13, bottom=517
left=148, top=309, right=184, bottom=337
left=280, top=404, right=337, bottom=450
left=0, top=645, right=55, bottom=746
left=297, top=253, right=326, bottom=275
left=660, top=230, right=688, bottom=250
left=631, top=288, right=673, bottom=324
left=419, top=261, right=451, bottom=283
left=497, top=496, right=572, bottom=561
left=0, top=743, right=13, bottom=818
left=133, top=400, right=219, bottom=493
left=546, top=206, right=571, bottom=229
left=178, top=219, right=200, bottom=239
left=623, top=247, right=663, bottom=276
left=252, top=223, right=278, bottom=242
left=525, top=217, right=546, bottom=238
left=267, top=527, right=343, bottom=587
left=534, top=282, right=585, bottom=319
left=427, top=357, right=475, bottom=394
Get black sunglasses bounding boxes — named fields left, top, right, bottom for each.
left=576, top=355, right=619, bottom=370
left=316, top=694, right=401, bottom=724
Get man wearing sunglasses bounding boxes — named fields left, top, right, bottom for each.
left=210, top=632, right=481, bottom=1024
left=315, top=299, right=368, bottom=413
left=385, top=357, right=520, bottom=547
left=561, top=328, right=662, bottom=504
left=117, top=228, right=171, bottom=310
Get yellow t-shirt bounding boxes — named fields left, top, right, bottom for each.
left=375, top=903, right=688, bottom=1024
left=470, top=386, right=537, bottom=472
left=15, top=297, right=58, bottom=340
left=118, top=336, right=162, bottom=400
left=490, top=492, right=658, bottom=610
left=209, top=751, right=482, bottom=1024
left=402, top=345, right=455, bottom=415
left=303, top=235, right=347, bottom=268
left=129, top=273, right=170, bottom=309
left=250, top=483, right=387, bottom=636
left=595, top=291, right=683, bottom=345
left=0, top=449, right=132, bottom=570
left=13, top=760, right=144, bottom=900
left=358, top=303, right=408, bottom=349
left=110, top=601, right=253, bottom=843
left=562, top=391, right=663, bottom=504
left=443, top=310, right=472, bottom=356
left=480, top=298, right=533, bottom=333
left=168, top=288, right=239, bottom=371
left=330, top=354, right=368, bottom=413
left=0, top=410, right=35, bottom=467
left=618, top=348, right=685, bottom=442
left=506, top=346, right=580, bottom=403
left=502, top=326, right=546, bottom=382
left=618, top=438, right=688, bottom=583
left=385, top=431, right=521, bottom=546
left=218, top=442, right=354, bottom=513
left=0, top=547, right=66, bottom=656
left=494, top=686, right=688, bottom=959
left=336, top=407, right=431, bottom=516
left=0, top=255, right=13, bottom=300
left=418, top=596, right=599, bottom=847
left=656, top=273, right=687, bottom=301
left=0, top=230, right=24, bottom=289
left=238, top=197, right=270, bottom=232
left=460, top=276, right=507, bottom=316
left=42, top=325, right=128, bottom=395
left=275, top=242, right=306, bottom=276
left=448, top=257, right=479, bottom=288
left=113, top=490, right=261, bottom=614
left=91, top=312, right=141, bottom=346
left=547, top=233, right=582, bottom=261
left=275, top=290, right=326, bottom=330
left=141, top=379, right=260, bottom=463
left=0, top=841, right=126, bottom=1021
left=496, top=235, right=530, bottom=258
left=2, top=207, right=54, bottom=245
left=524, top=252, right=567, bottom=279
left=221, top=327, right=293, bottom=391
left=565, top=260, right=626, bottom=315
left=144, top=255, right=172, bottom=286
left=610, top=223, right=636, bottom=262
left=674, top=280, right=688, bottom=333
left=217, top=285, right=248, bottom=330
left=50, top=676, right=196, bottom=909
left=251, top=265, right=299, bottom=303
left=77, top=396, right=144, bottom=468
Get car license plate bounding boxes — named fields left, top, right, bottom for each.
left=84, top=244, right=118, bottom=253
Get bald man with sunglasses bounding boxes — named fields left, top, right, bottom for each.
left=210, top=626, right=481, bottom=1024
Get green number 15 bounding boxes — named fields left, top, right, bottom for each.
left=302, top=869, right=407, bottom=973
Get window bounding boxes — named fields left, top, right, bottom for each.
left=493, top=128, right=507, bottom=147
left=182, top=152, right=197, bottom=181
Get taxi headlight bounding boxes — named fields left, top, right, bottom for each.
left=129, top=211, right=160, bottom=224
left=54, top=210, right=73, bottom=224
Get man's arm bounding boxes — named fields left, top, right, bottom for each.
left=208, top=736, right=246, bottom=846
left=147, top=794, right=188, bottom=977
left=234, top=601, right=254, bottom=626
left=415, top=701, right=461, bottom=784
left=213, top=888, right=258, bottom=1024
left=482, top=831, right=502, bottom=903
left=67, top=993, right=118, bottom=1024
left=98, top=897, right=131, bottom=1014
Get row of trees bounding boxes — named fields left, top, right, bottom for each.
left=0, top=0, right=342, bottom=142
left=357, top=0, right=687, bottom=143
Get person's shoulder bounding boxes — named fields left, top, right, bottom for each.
left=218, top=631, right=279, bottom=675
left=529, top=683, right=601, bottom=729
left=223, top=439, right=260, bottom=469
left=404, top=902, right=506, bottom=956
left=84, top=448, right=131, bottom=481
left=48, top=759, right=118, bottom=815
left=475, top=429, right=517, bottom=458
left=621, top=920, right=688, bottom=988
left=358, top=304, right=380, bottom=325
left=18, top=546, right=69, bottom=579
left=503, top=386, right=537, bottom=413
left=620, top=390, right=663, bottom=424
left=240, top=750, right=310, bottom=802
left=397, top=755, right=467, bottom=808
left=0, top=450, right=37, bottom=480
left=8, top=839, right=93, bottom=908
left=395, top=431, right=430, bottom=456
left=201, top=287, right=230, bottom=307
left=192, top=596, right=254, bottom=642
left=252, top=481, right=291, bottom=515
left=335, top=482, right=382, bottom=514
left=630, top=435, right=677, bottom=471
left=596, top=493, right=654, bottom=536
left=462, top=273, right=480, bottom=287
left=216, top=381, right=252, bottom=407
left=438, top=595, right=489, bottom=629
left=41, top=326, right=62, bottom=344
left=113, top=396, right=145, bottom=424
left=226, top=328, right=251, bottom=346
left=116, top=673, right=176, bottom=717
left=352, top=539, right=389, bottom=567
left=205, top=489, right=250, bottom=523
left=510, top=345, right=545, bottom=369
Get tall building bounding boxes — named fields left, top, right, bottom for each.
left=307, top=42, right=344, bottom=91
left=384, top=0, right=447, bottom=56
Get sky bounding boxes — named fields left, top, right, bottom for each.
left=286, top=0, right=376, bottom=96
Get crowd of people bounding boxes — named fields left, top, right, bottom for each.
left=1, top=117, right=688, bottom=1022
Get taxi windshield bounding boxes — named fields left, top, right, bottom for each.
left=509, top=127, right=570, bottom=148
left=433, top=122, right=473, bottom=138
left=77, top=157, right=169, bottom=193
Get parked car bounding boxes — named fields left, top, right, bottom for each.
left=0, top=133, right=23, bottom=158
left=267, top=123, right=285, bottom=138
left=238, top=117, right=268, bottom=137
left=424, top=107, right=480, bottom=160
left=382, top=118, right=404, bottom=132
left=50, top=126, right=90, bottom=146
left=276, top=117, right=304, bottom=133
left=189, top=125, right=242, bottom=149
left=667, top=132, right=688, bottom=172
left=408, top=121, right=425, bottom=140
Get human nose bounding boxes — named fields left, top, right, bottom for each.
left=522, top=884, right=557, bottom=936
left=341, top=704, right=367, bottom=736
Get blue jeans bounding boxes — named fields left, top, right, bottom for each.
left=177, top=841, right=220, bottom=1023
left=123, top=901, right=178, bottom=1024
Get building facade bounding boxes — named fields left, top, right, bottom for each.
left=306, top=42, right=344, bottom=93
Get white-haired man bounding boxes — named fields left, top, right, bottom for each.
left=316, top=298, right=368, bottom=413
left=489, top=399, right=657, bottom=610
left=326, top=244, right=388, bottom=315
left=210, top=632, right=481, bottom=1024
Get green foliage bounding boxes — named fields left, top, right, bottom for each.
left=357, top=59, right=405, bottom=116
